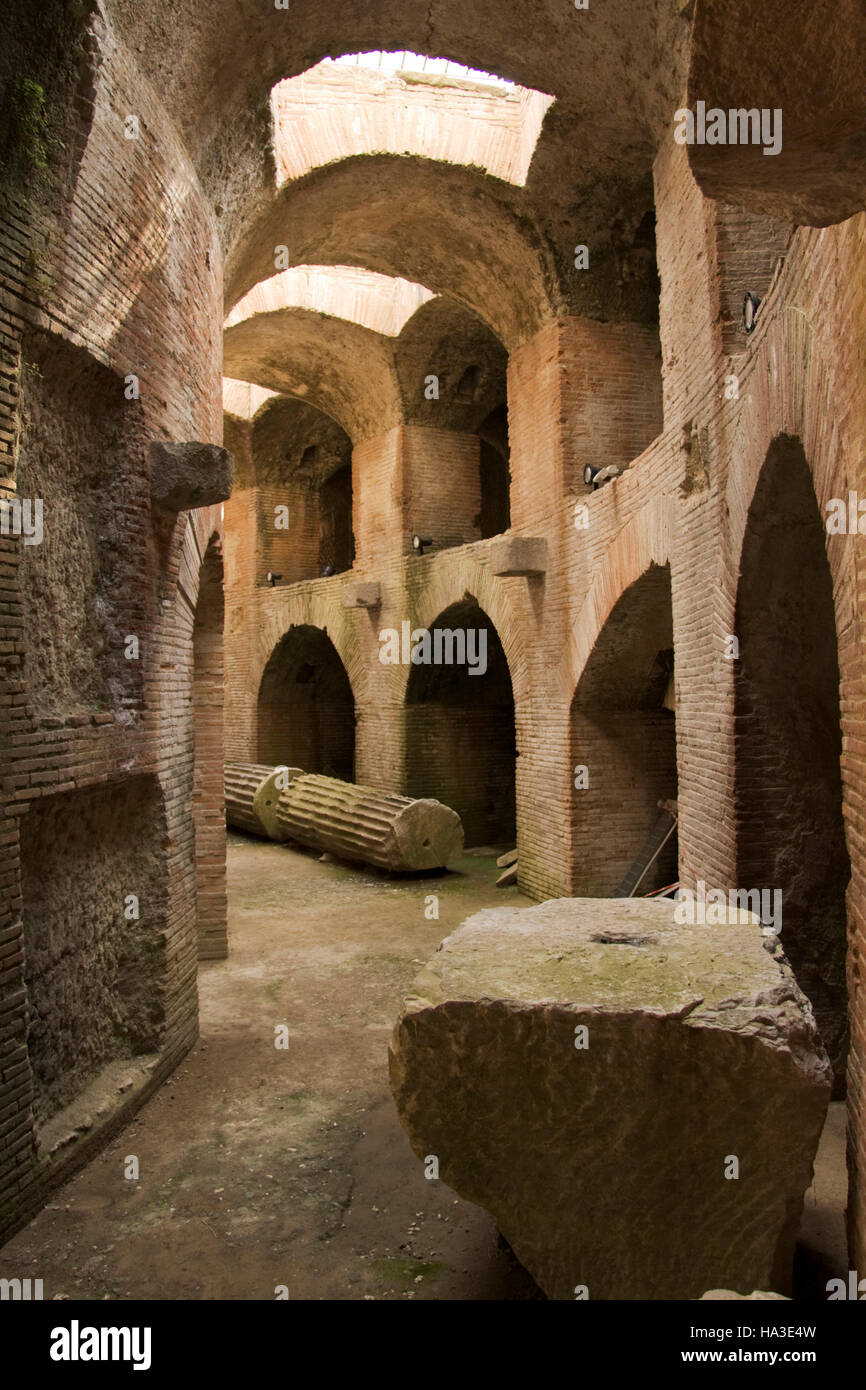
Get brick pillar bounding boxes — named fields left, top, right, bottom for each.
left=509, top=316, right=662, bottom=534
left=193, top=537, right=227, bottom=960
left=354, top=425, right=482, bottom=566
left=223, top=485, right=259, bottom=763
left=351, top=425, right=484, bottom=800
left=506, top=316, right=663, bottom=899
left=353, top=429, right=403, bottom=568
left=401, top=426, right=481, bottom=550
left=653, top=136, right=723, bottom=426
left=653, top=132, right=790, bottom=430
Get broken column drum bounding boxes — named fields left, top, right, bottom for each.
left=389, top=897, right=831, bottom=1300
left=275, top=773, right=464, bottom=872
left=224, top=762, right=300, bottom=840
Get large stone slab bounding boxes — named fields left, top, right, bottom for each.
left=389, top=898, right=831, bottom=1300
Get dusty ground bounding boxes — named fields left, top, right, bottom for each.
left=0, top=834, right=849, bottom=1301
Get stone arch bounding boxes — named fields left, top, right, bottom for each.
left=568, top=496, right=672, bottom=701
left=410, top=564, right=528, bottom=707
left=570, top=561, right=677, bottom=897
left=252, top=590, right=365, bottom=706
left=734, top=435, right=850, bottom=1094
left=257, top=624, right=356, bottom=779
left=111, top=4, right=685, bottom=318
left=223, top=305, right=401, bottom=442
left=404, top=596, right=516, bottom=846
left=226, top=266, right=435, bottom=339
left=717, top=300, right=861, bottom=891
left=249, top=396, right=355, bottom=582
left=686, top=0, right=866, bottom=224
left=712, top=298, right=864, bottom=1256
left=225, top=157, right=561, bottom=349
left=270, top=56, right=554, bottom=189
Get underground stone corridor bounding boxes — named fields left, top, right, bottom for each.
left=3, top=0, right=866, bottom=1349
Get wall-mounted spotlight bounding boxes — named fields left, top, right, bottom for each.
left=266, top=571, right=283, bottom=587
left=583, top=463, right=622, bottom=490
left=412, top=534, right=434, bottom=556
left=743, top=292, right=761, bottom=334
left=321, top=564, right=335, bottom=578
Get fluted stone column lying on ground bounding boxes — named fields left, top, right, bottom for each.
left=225, top=762, right=463, bottom=871
left=225, top=763, right=270, bottom=837
left=224, top=762, right=302, bottom=841
left=389, top=898, right=832, bottom=1300
left=274, top=773, right=463, bottom=872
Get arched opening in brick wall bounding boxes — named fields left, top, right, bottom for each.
left=477, top=403, right=511, bottom=539
left=405, top=599, right=516, bottom=846
left=734, top=436, right=850, bottom=1097
left=570, top=563, right=677, bottom=896
left=193, top=535, right=228, bottom=962
left=318, top=462, right=354, bottom=574
left=394, top=296, right=510, bottom=551
left=244, top=396, right=356, bottom=585
left=258, top=625, right=355, bottom=779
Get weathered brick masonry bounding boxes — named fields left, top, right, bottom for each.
left=3, top=0, right=866, bottom=1280
left=0, top=5, right=225, bottom=1241
left=222, top=140, right=866, bottom=1267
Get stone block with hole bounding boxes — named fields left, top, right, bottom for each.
left=389, top=897, right=831, bottom=1300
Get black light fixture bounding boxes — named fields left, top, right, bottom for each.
left=412, top=534, right=434, bottom=556
left=583, top=463, right=622, bottom=490
left=321, top=563, right=335, bottom=577
left=266, top=571, right=283, bottom=587
left=743, top=292, right=761, bottom=334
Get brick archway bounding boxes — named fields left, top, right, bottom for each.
left=734, top=435, right=850, bottom=1095
left=570, top=561, right=677, bottom=897
left=405, top=596, right=516, bottom=846
left=568, top=496, right=672, bottom=698
left=257, top=624, right=356, bottom=780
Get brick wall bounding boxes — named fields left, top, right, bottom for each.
left=219, top=137, right=866, bottom=1269
left=0, top=5, right=225, bottom=1241
left=649, top=137, right=866, bottom=1265
left=4, top=2, right=866, bottom=1275
left=401, top=427, right=482, bottom=551
left=193, top=536, right=227, bottom=962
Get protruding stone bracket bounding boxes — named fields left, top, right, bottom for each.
left=489, top=536, right=548, bottom=578
left=342, top=580, right=382, bottom=610
left=149, top=441, right=234, bottom=513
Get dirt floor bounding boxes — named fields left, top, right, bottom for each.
left=0, top=834, right=850, bottom=1301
